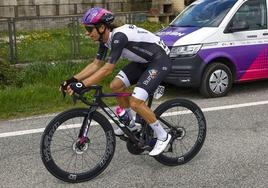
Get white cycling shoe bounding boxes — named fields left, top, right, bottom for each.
left=114, top=125, right=139, bottom=136
left=149, top=134, right=172, bottom=156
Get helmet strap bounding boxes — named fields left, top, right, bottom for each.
left=96, top=25, right=107, bottom=43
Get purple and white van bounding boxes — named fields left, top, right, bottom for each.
left=157, top=0, right=268, bottom=97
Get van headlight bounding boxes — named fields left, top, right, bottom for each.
left=170, top=44, right=202, bottom=58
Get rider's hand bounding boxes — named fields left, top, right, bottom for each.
left=68, top=82, right=86, bottom=95
left=60, top=77, right=78, bottom=92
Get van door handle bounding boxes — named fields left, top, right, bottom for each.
left=247, top=35, right=257, bottom=38
left=263, top=33, right=268, bottom=36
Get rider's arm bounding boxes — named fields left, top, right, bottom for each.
left=74, top=43, right=108, bottom=81
left=74, top=58, right=104, bottom=81
left=82, top=63, right=115, bottom=86
left=82, top=32, right=128, bottom=86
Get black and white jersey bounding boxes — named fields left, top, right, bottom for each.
left=96, top=24, right=170, bottom=64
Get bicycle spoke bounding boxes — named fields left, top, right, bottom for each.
left=74, top=153, right=78, bottom=174
left=82, top=152, right=98, bottom=170
left=58, top=123, right=77, bottom=142
left=82, top=150, right=100, bottom=167
left=66, top=153, right=77, bottom=172
left=89, top=127, right=104, bottom=139
left=70, top=118, right=79, bottom=140
left=51, top=146, right=71, bottom=153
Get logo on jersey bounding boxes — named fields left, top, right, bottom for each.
left=129, top=25, right=135, bottom=29
left=143, top=69, right=159, bottom=85
left=148, top=69, right=158, bottom=78
left=76, top=83, right=83, bottom=88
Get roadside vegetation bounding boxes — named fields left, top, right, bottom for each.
left=0, top=22, right=165, bottom=119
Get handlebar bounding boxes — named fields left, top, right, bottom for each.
left=61, top=85, right=103, bottom=105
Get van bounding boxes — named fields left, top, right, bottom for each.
left=157, top=0, right=268, bottom=97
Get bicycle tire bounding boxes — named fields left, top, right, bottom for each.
left=153, top=98, right=206, bottom=166
left=40, top=108, right=116, bottom=183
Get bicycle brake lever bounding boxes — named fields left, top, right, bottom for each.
left=72, top=93, right=78, bottom=104
left=60, top=84, right=66, bottom=98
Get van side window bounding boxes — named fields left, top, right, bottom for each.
left=232, top=0, right=267, bottom=31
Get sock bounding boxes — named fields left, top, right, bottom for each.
left=125, top=108, right=136, bottom=128
left=149, top=120, right=167, bottom=140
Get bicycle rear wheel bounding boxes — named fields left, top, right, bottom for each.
left=40, top=108, right=115, bottom=183
left=153, top=98, right=206, bottom=166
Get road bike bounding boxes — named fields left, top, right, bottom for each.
left=40, top=85, right=206, bottom=183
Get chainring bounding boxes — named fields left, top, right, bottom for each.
left=126, top=131, right=144, bottom=155
left=126, top=140, right=144, bottom=155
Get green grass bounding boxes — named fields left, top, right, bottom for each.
left=17, top=28, right=98, bottom=62
left=0, top=60, right=127, bottom=119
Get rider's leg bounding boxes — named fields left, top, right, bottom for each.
left=130, top=89, right=171, bottom=156
left=129, top=96, right=167, bottom=139
left=110, top=77, right=138, bottom=135
left=130, top=54, right=172, bottom=156
left=110, top=77, right=130, bottom=108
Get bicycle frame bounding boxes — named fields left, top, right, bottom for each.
left=75, top=85, right=154, bottom=146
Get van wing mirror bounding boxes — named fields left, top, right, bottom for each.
left=225, top=21, right=249, bottom=33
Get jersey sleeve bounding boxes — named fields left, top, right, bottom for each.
left=107, top=32, right=128, bottom=64
left=96, top=42, right=108, bottom=61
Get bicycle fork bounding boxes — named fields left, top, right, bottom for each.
left=78, top=106, right=97, bottom=145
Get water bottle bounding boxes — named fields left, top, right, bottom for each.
left=115, top=106, right=130, bottom=126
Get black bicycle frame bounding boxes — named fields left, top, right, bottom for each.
left=75, top=85, right=171, bottom=145
left=74, top=85, right=153, bottom=145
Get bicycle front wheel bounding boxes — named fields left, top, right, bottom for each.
left=40, top=108, right=116, bottom=183
left=154, top=98, right=206, bottom=166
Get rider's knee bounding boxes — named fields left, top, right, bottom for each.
left=129, top=97, right=144, bottom=111
left=110, top=79, right=123, bottom=92
left=109, top=82, right=117, bottom=91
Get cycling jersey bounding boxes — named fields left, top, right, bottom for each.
left=96, top=24, right=171, bottom=101
left=96, top=24, right=170, bottom=63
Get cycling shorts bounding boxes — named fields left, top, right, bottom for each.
left=116, top=54, right=171, bottom=101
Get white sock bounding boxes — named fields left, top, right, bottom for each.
left=149, top=120, right=167, bottom=140
left=125, top=108, right=136, bottom=128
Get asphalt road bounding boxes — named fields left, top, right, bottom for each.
left=0, top=80, right=268, bottom=188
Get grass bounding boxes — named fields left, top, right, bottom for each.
left=17, top=28, right=98, bottom=62
left=0, top=60, right=127, bottom=119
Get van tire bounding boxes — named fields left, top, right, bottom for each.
left=199, top=63, right=232, bottom=98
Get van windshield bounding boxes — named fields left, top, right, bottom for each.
left=170, top=0, right=237, bottom=27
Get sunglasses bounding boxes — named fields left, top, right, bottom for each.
left=85, top=26, right=95, bottom=33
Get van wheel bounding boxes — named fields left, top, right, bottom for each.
left=199, top=63, right=232, bottom=98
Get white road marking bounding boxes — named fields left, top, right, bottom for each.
left=1, top=100, right=268, bottom=138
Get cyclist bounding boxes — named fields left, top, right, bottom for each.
left=61, top=7, right=171, bottom=156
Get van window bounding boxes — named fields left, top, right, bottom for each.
left=231, top=0, right=267, bottom=30
left=170, top=0, right=237, bottom=27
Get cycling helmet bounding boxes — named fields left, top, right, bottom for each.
left=82, top=7, right=114, bottom=26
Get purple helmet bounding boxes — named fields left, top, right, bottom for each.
left=82, top=7, right=114, bottom=26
